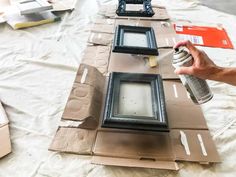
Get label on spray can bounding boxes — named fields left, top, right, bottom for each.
left=172, top=48, right=213, bottom=104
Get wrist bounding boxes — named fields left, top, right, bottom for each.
left=208, top=66, right=224, bottom=81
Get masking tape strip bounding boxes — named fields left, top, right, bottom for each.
left=180, top=130, right=191, bottom=155
left=81, top=68, right=88, bottom=84
left=197, top=134, right=207, bottom=156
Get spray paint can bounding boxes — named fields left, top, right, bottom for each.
left=172, top=48, right=213, bottom=104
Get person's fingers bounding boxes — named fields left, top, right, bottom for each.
left=174, top=40, right=188, bottom=49
left=174, top=40, right=200, bottom=57
left=174, top=67, right=193, bottom=75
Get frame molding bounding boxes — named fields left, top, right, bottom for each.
left=116, top=0, right=155, bottom=17
left=102, top=72, right=168, bottom=132
left=112, top=25, right=159, bottom=55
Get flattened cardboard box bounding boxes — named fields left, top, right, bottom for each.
left=50, top=64, right=220, bottom=170
left=99, top=5, right=170, bottom=21
left=88, top=19, right=178, bottom=48
left=0, top=102, right=11, bottom=158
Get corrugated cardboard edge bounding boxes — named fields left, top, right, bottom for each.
left=62, top=64, right=105, bottom=129
left=92, top=156, right=180, bottom=170
left=0, top=102, right=11, bottom=159
left=0, top=124, right=11, bottom=158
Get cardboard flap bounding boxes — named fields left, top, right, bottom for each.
left=62, top=64, right=104, bottom=129
left=93, top=130, right=174, bottom=161
left=81, top=46, right=111, bottom=75
left=170, top=129, right=221, bottom=163
left=93, top=18, right=115, bottom=25
left=90, top=23, right=115, bottom=34
left=163, top=80, right=208, bottom=129
left=99, top=5, right=170, bottom=21
left=0, top=102, right=9, bottom=127
left=75, top=64, right=105, bottom=92
left=92, top=156, right=179, bottom=170
left=49, top=127, right=96, bottom=154
left=88, top=32, right=113, bottom=46
left=108, top=49, right=178, bottom=79
left=115, top=19, right=178, bottom=48
left=0, top=124, right=11, bottom=158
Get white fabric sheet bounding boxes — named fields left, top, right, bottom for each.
left=0, top=0, right=236, bottom=176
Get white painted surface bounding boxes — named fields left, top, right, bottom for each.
left=125, top=4, right=143, bottom=11
left=123, top=32, right=148, bottom=47
left=118, top=82, right=153, bottom=117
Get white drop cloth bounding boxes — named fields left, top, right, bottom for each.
left=0, top=0, right=236, bottom=176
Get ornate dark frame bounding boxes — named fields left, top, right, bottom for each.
left=102, top=72, right=168, bottom=132
left=116, top=0, right=155, bottom=17
left=112, top=25, right=159, bottom=55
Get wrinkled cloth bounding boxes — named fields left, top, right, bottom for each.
left=0, top=0, right=236, bottom=176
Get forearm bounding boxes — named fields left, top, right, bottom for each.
left=210, top=67, right=236, bottom=86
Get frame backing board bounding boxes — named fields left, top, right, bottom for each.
left=102, top=72, right=168, bottom=131
left=113, top=25, right=158, bottom=55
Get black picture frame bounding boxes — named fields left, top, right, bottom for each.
left=102, top=72, right=168, bottom=132
left=116, top=0, right=155, bottom=17
left=112, top=25, right=159, bottom=55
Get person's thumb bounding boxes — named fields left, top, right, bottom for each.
left=174, top=67, right=193, bottom=75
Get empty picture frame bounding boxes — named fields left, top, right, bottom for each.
left=116, top=0, right=155, bottom=17
left=113, top=25, right=159, bottom=55
left=102, top=72, right=168, bottom=132
left=17, top=0, right=53, bottom=15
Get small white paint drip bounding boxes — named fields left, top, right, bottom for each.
left=197, top=134, right=207, bottom=156
left=161, top=21, right=170, bottom=27
left=89, top=33, right=95, bottom=42
left=81, top=68, right=88, bottom=84
left=165, top=38, right=169, bottom=46
left=172, top=37, right=177, bottom=44
left=98, top=33, right=102, bottom=39
left=186, top=91, right=190, bottom=99
left=106, top=19, right=113, bottom=25
left=180, top=131, right=190, bottom=155
left=173, top=84, right=178, bottom=98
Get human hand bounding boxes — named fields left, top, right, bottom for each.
left=174, top=40, right=221, bottom=80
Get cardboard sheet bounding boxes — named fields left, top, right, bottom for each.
left=50, top=64, right=220, bottom=170
left=0, top=102, right=11, bottom=159
left=89, top=19, right=178, bottom=48
left=81, top=45, right=111, bottom=75
left=108, top=49, right=178, bottom=79
left=61, top=64, right=105, bottom=129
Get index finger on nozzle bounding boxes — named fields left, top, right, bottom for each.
left=174, top=40, right=198, bottom=53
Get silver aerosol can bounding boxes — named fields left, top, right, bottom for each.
left=172, top=48, right=213, bottom=104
